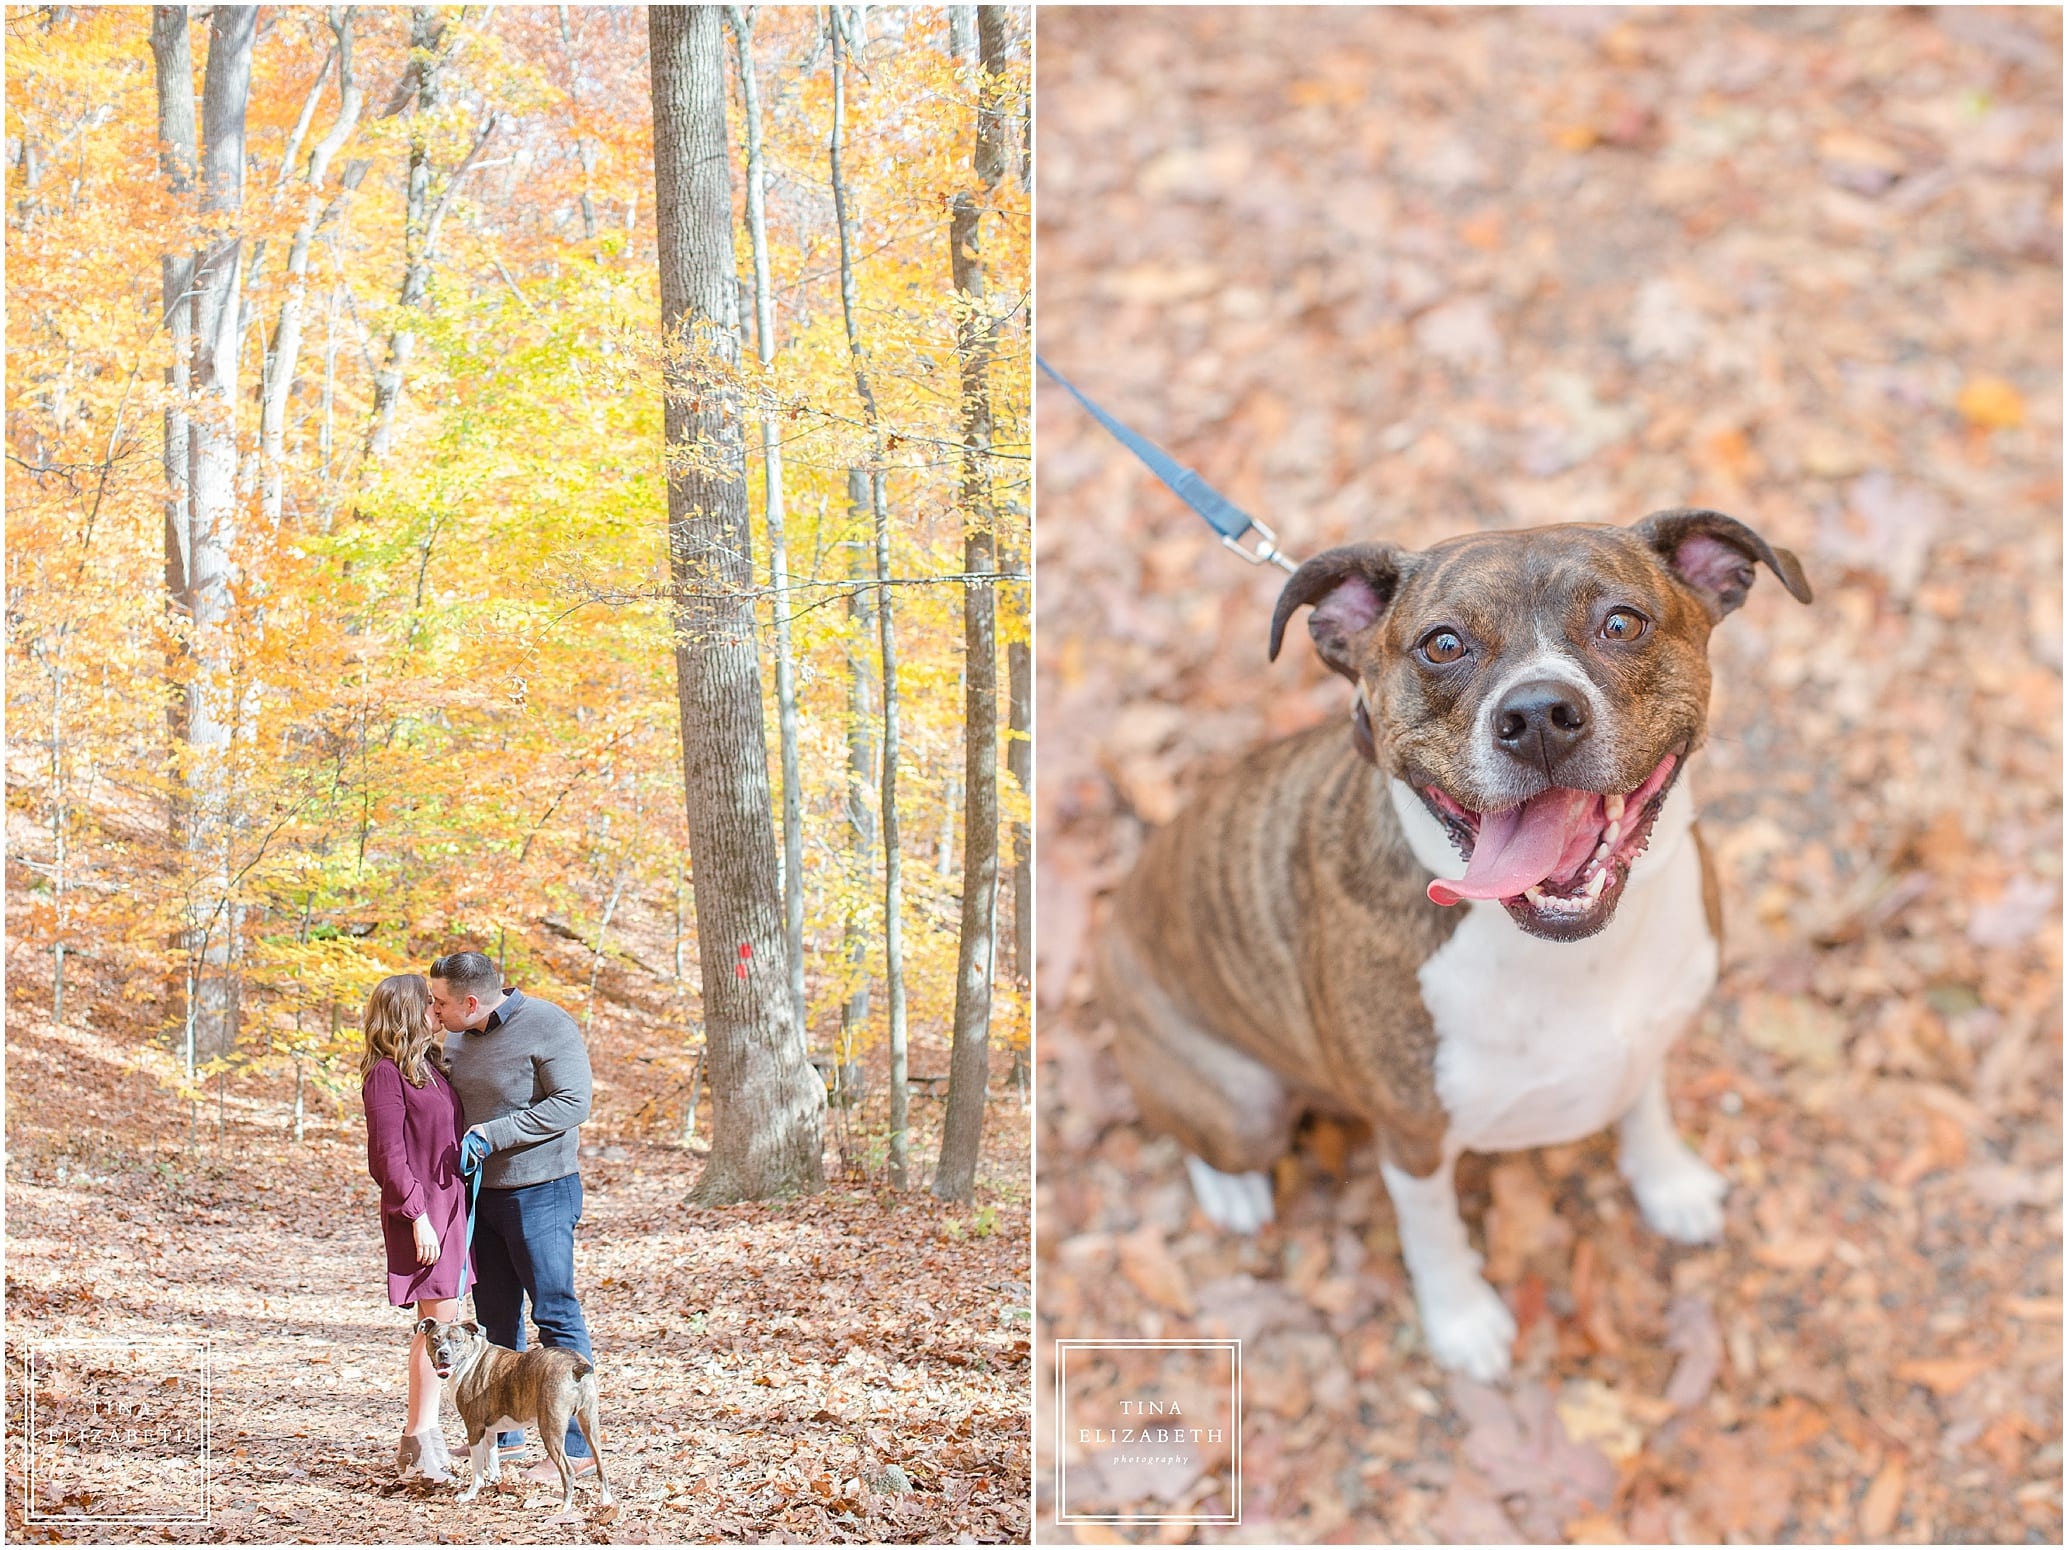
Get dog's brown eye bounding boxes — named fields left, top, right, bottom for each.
left=1600, top=608, right=1648, bottom=642
left=1419, top=629, right=1467, bottom=664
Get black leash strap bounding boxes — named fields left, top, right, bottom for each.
left=1038, top=356, right=1297, bottom=572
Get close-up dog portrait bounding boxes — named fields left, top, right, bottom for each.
left=1034, top=6, right=2061, bottom=1544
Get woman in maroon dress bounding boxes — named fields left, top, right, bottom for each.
left=360, top=972, right=471, bottom=1482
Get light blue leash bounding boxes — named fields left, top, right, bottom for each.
left=454, top=1145, right=482, bottom=1300
left=1038, top=355, right=1300, bottom=572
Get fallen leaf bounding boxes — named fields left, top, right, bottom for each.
left=1414, top=296, right=1504, bottom=370
left=1564, top=1508, right=1631, bottom=1544
left=1451, top=1377, right=1616, bottom=1528
left=1688, top=1428, right=1794, bottom=1539
left=1966, top=874, right=2057, bottom=949
left=1483, top=1159, right=1571, bottom=1282
left=1859, top=1454, right=1908, bottom=1539
left=1556, top=1379, right=1647, bottom=1463
left=1963, top=1165, right=2055, bottom=1209
left=1663, top=1295, right=1723, bottom=1411
left=1741, top=995, right=1847, bottom=1072
left=1957, top=376, right=2026, bottom=430
left=1895, top=1357, right=1990, bottom=1396
left=1753, top=1234, right=1832, bottom=1271
left=1817, top=471, right=1947, bottom=599
left=1118, top=1226, right=1196, bottom=1316
left=1036, top=844, right=1099, bottom=1010
left=1570, top=1238, right=1623, bottom=1354
left=2004, top=1296, right=2063, bottom=1321
left=1432, top=1468, right=1524, bottom=1544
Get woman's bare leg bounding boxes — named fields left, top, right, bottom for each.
left=408, top=1296, right=458, bottom=1434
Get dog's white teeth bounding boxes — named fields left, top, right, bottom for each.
left=1605, top=820, right=1623, bottom=846
left=1524, top=885, right=1546, bottom=905
left=1593, top=841, right=1611, bottom=862
left=1585, top=869, right=1609, bottom=899
left=1605, top=794, right=1625, bottom=822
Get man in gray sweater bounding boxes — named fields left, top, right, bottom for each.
left=430, top=950, right=598, bottom=1480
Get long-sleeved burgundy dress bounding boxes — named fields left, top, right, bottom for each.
left=363, top=1057, right=473, bottom=1306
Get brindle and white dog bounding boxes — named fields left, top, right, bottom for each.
left=416, top=1317, right=615, bottom=1516
left=1096, top=508, right=1811, bottom=1381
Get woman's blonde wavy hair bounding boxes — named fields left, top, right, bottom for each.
left=359, top=973, right=443, bottom=1087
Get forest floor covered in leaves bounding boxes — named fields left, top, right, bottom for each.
left=1036, top=6, right=2060, bottom=1545
left=4, top=910, right=1031, bottom=1544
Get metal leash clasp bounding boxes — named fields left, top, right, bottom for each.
left=1223, top=515, right=1298, bottom=573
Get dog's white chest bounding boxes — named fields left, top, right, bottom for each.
left=1409, top=785, right=1718, bottom=1155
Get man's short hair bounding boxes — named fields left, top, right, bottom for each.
left=429, top=950, right=501, bottom=1001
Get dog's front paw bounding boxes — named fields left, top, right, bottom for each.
left=1418, top=1278, right=1517, bottom=1382
left=1631, top=1154, right=1728, bottom=1244
left=1184, top=1155, right=1275, bottom=1234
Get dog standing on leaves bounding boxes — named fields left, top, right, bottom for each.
left=1096, top=507, right=1812, bottom=1381
left=417, top=1317, right=615, bottom=1515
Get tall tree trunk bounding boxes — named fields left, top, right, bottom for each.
left=181, top=4, right=256, bottom=1067
left=150, top=5, right=195, bottom=851
left=367, top=10, right=498, bottom=464
left=1005, top=543, right=1031, bottom=1102
left=367, top=6, right=442, bottom=462
left=934, top=3, right=1010, bottom=1201
left=649, top=3, right=824, bottom=1204
left=830, top=6, right=908, bottom=1188
left=839, top=468, right=875, bottom=1073
left=728, top=4, right=807, bottom=1045
left=558, top=5, right=599, bottom=240
left=1007, top=590, right=1031, bottom=991
left=319, top=279, right=340, bottom=520
left=263, top=6, right=363, bottom=526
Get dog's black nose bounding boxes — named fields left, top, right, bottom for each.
left=1493, top=679, right=1591, bottom=767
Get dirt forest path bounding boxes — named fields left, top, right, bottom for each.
left=5, top=1004, right=1030, bottom=1544
left=1036, top=6, right=2060, bottom=1544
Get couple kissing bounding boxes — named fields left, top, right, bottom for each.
left=358, top=951, right=599, bottom=1486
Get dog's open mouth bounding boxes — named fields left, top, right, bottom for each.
left=1420, top=751, right=1682, bottom=938
left=433, top=1365, right=452, bottom=1379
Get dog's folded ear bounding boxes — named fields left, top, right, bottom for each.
left=1634, top=507, right=1813, bottom=619
left=461, top=1320, right=481, bottom=1336
left=1269, top=542, right=1409, bottom=680
left=414, top=1317, right=436, bottom=1335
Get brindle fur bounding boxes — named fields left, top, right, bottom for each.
left=1100, top=722, right=1462, bottom=1179
left=1693, top=821, right=1724, bottom=949
left=1102, top=510, right=1808, bottom=1188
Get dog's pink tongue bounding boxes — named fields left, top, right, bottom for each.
left=1428, top=787, right=1601, bottom=906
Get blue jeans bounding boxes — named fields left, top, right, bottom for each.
left=470, top=1172, right=593, bottom=1458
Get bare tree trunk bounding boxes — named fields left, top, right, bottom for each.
left=649, top=3, right=824, bottom=1204
left=728, top=4, right=808, bottom=1044
left=585, top=861, right=627, bottom=1033
left=559, top=5, right=599, bottom=240
left=937, top=750, right=960, bottom=877
left=150, top=5, right=195, bottom=853
left=1007, top=596, right=1031, bottom=990
left=367, top=6, right=441, bottom=462
left=181, top=4, right=257, bottom=1067
left=367, top=9, right=497, bottom=463
left=934, top=3, right=1011, bottom=1202
left=830, top=6, right=908, bottom=1188
left=1005, top=548, right=1031, bottom=1099
left=839, top=469, right=874, bottom=1071
left=263, top=6, right=364, bottom=526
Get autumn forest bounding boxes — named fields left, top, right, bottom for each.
left=7, top=4, right=1031, bottom=1201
